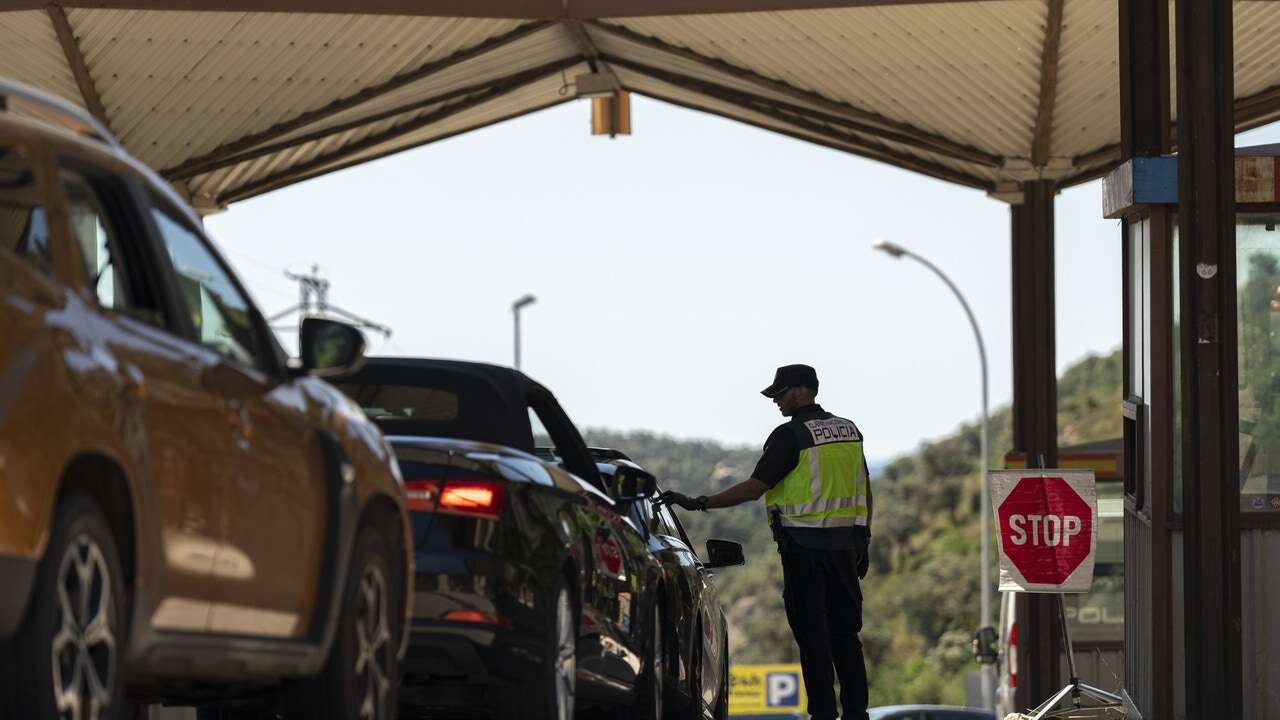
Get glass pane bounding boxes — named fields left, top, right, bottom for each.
left=0, top=146, right=52, bottom=275
left=335, top=383, right=459, bottom=421
left=1065, top=482, right=1124, bottom=642
left=1172, top=226, right=1183, bottom=514
left=151, top=204, right=261, bottom=367
left=1236, top=214, right=1280, bottom=511
left=63, top=173, right=125, bottom=311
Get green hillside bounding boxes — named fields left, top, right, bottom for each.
left=583, top=347, right=1122, bottom=706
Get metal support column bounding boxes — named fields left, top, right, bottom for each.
left=1174, top=0, right=1242, bottom=716
left=1010, top=179, right=1062, bottom=710
left=1117, top=1, right=1173, bottom=716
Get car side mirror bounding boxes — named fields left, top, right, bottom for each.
left=299, top=317, right=366, bottom=378
left=610, top=465, right=658, bottom=503
left=704, top=539, right=745, bottom=569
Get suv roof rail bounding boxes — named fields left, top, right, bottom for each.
left=0, top=78, right=119, bottom=149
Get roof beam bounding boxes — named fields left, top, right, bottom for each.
left=162, top=20, right=552, bottom=180
left=219, top=96, right=574, bottom=205
left=1031, top=0, right=1065, bottom=168
left=604, top=54, right=999, bottom=173
left=46, top=4, right=111, bottom=131
left=606, top=58, right=992, bottom=188
left=27, top=0, right=1002, bottom=19
left=563, top=21, right=623, bottom=91
left=635, top=86, right=991, bottom=191
left=587, top=21, right=999, bottom=167
left=215, top=60, right=576, bottom=204
left=166, top=57, right=579, bottom=181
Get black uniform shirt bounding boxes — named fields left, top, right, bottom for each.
left=753, top=404, right=870, bottom=550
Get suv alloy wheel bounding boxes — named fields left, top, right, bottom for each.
left=283, top=527, right=400, bottom=720
left=1, top=494, right=127, bottom=720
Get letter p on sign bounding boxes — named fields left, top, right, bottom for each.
left=989, top=470, right=1098, bottom=593
left=767, top=673, right=799, bottom=707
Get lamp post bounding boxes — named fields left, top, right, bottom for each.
left=872, top=238, right=994, bottom=710
left=512, top=294, right=537, bottom=371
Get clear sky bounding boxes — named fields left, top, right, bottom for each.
left=204, top=96, right=1280, bottom=462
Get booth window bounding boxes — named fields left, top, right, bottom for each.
left=1235, top=214, right=1280, bottom=513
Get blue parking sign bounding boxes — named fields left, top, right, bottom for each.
left=766, top=672, right=800, bottom=707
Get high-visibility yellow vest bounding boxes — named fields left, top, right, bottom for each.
left=764, top=413, right=869, bottom=528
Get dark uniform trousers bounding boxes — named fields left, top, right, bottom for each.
left=778, top=533, right=870, bottom=720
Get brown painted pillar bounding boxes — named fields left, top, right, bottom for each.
left=1009, top=179, right=1061, bottom=709
left=1174, top=0, right=1242, bottom=716
left=1117, top=0, right=1173, bottom=716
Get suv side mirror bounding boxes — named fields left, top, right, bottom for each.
left=299, top=318, right=366, bottom=378
left=610, top=464, right=658, bottom=503
left=704, top=539, right=745, bottom=569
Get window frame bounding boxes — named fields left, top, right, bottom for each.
left=51, top=157, right=174, bottom=330
left=526, top=387, right=605, bottom=491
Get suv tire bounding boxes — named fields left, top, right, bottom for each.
left=282, top=527, right=400, bottom=720
left=1, top=493, right=128, bottom=720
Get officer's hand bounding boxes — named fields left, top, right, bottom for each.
left=856, top=538, right=871, bottom=579
left=657, top=491, right=708, bottom=511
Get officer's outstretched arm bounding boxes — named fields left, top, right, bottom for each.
left=704, top=477, right=770, bottom=510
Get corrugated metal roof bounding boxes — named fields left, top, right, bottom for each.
left=201, top=63, right=588, bottom=204
left=608, top=2, right=1045, bottom=159
left=1053, top=0, right=1116, bottom=160
left=1234, top=1, right=1280, bottom=122
left=2, top=2, right=1279, bottom=208
left=0, top=10, right=82, bottom=107
left=66, top=9, right=526, bottom=168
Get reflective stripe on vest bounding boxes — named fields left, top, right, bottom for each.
left=764, top=414, right=869, bottom=528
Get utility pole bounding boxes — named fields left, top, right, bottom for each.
left=270, top=265, right=392, bottom=342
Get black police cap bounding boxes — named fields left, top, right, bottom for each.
left=761, top=364, right=819, bottom=398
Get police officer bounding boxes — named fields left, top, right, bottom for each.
left=659, top=364, right=872, bottom=720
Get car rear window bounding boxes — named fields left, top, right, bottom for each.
left=338, top=383, right=459, bottom=421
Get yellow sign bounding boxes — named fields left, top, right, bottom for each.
left=728, top=663, right=806, bottom=716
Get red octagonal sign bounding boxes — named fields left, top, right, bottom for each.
left=996, top=476, right=1094, bottom=587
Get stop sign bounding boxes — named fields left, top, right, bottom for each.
left=991, top=471, right=1097, bottom=592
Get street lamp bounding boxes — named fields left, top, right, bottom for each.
left=512, top=294, right=537, bottom=371
left=872, top=238, right=995, bottom=710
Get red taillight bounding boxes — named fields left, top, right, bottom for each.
left=443, top=610, right=511, bottom=627
left=404, top=479, right=441, bottom=513
left=438, top=481, right=505, bottom=519
left=1008, top=622, right=1018, bottom=689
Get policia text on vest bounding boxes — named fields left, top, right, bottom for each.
left=657, top=364, right=873, bottom=720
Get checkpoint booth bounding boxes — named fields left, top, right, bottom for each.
left=1105, top=145, right=1280, bottom=719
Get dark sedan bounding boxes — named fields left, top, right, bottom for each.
left=869, top=705, right=996, bottom=720
left=594, top=451, right=744, bottom=720
left=333, top=358, right=668, bottom=720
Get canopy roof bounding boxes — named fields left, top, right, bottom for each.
left=5, top=0, right=1280, bottom=210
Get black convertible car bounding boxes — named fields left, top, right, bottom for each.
left=335, top=358, right=716, bottom=719
left=593, top=451, right=743, bottom=720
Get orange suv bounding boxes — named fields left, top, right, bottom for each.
left=0, top=80, right=411, bottom=720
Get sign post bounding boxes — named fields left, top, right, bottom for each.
left=989, top=469, right=1139, bottom=719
